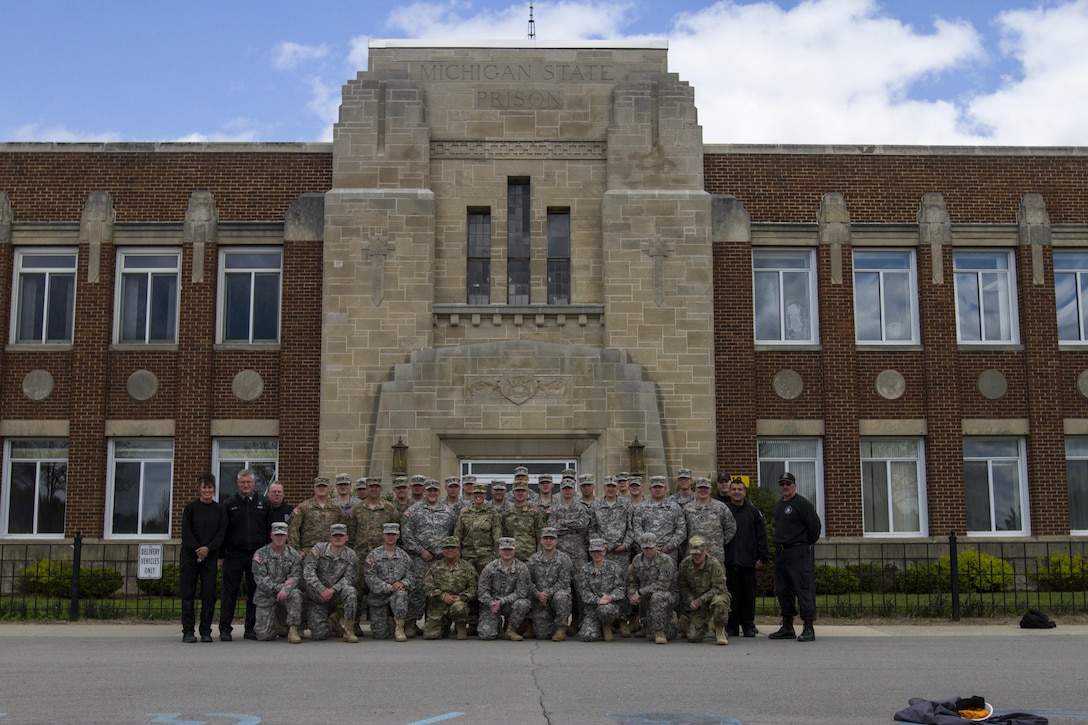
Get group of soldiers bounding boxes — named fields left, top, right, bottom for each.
left=182, top=463, right=812, bottom=646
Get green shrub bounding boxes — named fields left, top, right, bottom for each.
left=137, top=563, right=181, bottom=596
left=895, top=551, right=1014, bottom=594
left=845, top=562, right=894, bottom=593
left=17, top=560, right=123, bottom=599
left=1030, top=552, right=1088, bottom=591
left=895, top=560, right=949, bottom=594
left=815, top=564, right=859, bottom=595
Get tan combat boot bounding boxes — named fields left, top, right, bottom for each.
left=655, top=631, right=667, bottom=645
left=343, top=627, right=358, bottom=643
left=274, top=620, right=289, bottom=637
left=551, top=627, right=567, bottom=642
left=455, top=622, right=468, bottom=640
left=715, top=626, right=729, bottom=645
left=404, top=620, right=421, bottom=638
left=394, top=619, right=408, bottom=642
left=602, top=624, right=614, bottom=642
left=287, top=625, right=302, bottom=644
left=327, top=612, right=344, bottom=637
left=505, top=625, right=524, bottom=641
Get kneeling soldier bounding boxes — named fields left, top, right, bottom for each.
left=527, top=527, right=574, bottom=641
left=627, top=533, right=679, bottom=644
left=477, top=537, right=532, bottom=640
left=304, top=523, right=359, bottom=642
left=252, top=521, right=303, bottom=643
left=364, top=522, right=416, bottom=642
left=578, top=538, right=628, bottom=642
left=678, top=535, right=731, bottom=645
left=422, top=536, right=478, bottom=639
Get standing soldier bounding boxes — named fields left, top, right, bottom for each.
left=408, top=474, right=427, bottom=504
left=364, top=523, right=416, bottom=642
left=577, top=539, right=627, bottom=642
left=488, top=480, right=510, bottom=514
left=627, top=533, right=679, bottom=644
left=768, top=471, right=821, bottom=643
left=546, top=472, right=595, bottom=633
left=534, top=473, right=557, bottom=510
left=723, top=477, right=770, bottom=638
left=578, top=473, right=596, bottom=504
left=251, top=521, right=303, bottom=643
left=389, top=476, right=413, bottom=517
left=454, top=483, right=503, bottom=573
left=476, top=538, right=532, bottom=641
left=669, top=468, right=697, bottom=510
left=684, top=477, right=737, bottom=566
left=526, top=527, right=574, bottom=641
left=402, top=479, right=459, bottom=630
left=303, top=523, right=359, bottom=643
left=442, top=476, right=466, bottom=517
left=422, top=536, right=478, bottom=640
left=512, top=466, right=538, bottom=504
left=349, top=477, right=400, bottom=562
left=591, top=478, right=633, bottom=568
left=614, top=471, right=631, bottom=498
left=288, top=476, right=349, bottom=559
left=502, top=479, right=546, bottom=562
left=678, top=536, right=731, bottom=645
left=632, top=476, right=686, bottom=563
left=627, top=477, right=646, bottom=506
left=332, top=473, right=361, bottom=516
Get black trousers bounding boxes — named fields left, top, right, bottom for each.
left=219, top=550, right=257, bottom=635
left=180, top=549, right=217, bottom=635
left=725, top=564, right=758, bottom=630
left=774, top=545, right=816, bottom=623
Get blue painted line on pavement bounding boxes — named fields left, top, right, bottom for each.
left=404, top=713, right=465, bottom=725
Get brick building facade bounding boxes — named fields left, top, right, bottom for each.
left=2, top=42, right=1088, bottom=549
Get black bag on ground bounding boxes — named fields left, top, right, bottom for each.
left=1019, top=608, right=1056, bottom=629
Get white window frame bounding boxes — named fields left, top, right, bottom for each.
left=953, top=250, right=1019, bottom=344
left=114, top=248, right=181, bottom=344
left=853, top=249, right=919, bottom=344
left=753, top=249, right=819, bottom=344
left=860, top=438, right=927, bottom=537
left=963, top=437, right=1029, bottom=536
left=1, top=439, right=68, bottom=537
left=756, top=437, right=825, bottom=535
left=105, top=438, right=174, bottom=539
left=212, top=438, right=279, bottom=500
left=9, top=248, right=77, bottom=344
left=216, top=248, right=282, bottom=344
left=1054, top=251, right=1088, bottom=344
left=1064, top=438, right=1088, bottom=535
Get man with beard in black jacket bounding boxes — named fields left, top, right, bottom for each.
left=721, top=475, right=769, bottom=638
left=219, top=469, right=272, bottom=640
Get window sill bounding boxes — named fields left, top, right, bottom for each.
left=753, top=343, right=822, bottom=352
left=855, top=344, right=923, bottom=352
left=4, top=343, right=73, bottom=353
left=214, top=343, right=281, bottom=352
left=109, top=343, right=179, bottom=353
left=956, top=344, right=1025, bottom=352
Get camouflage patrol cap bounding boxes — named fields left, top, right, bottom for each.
left=588, top=538, right=607, bottom=552
left=603, top=476, right=616, bottom=486
left=540, top=527, right=558, bottom=538
left=382, top=523, right=400, bottom=535
left=513, top=465, right=529, bottom=477
left=354, top=477, right=368, bottom=489
left=537, top=473, right=553, bottom=483
left=649, top=476, right=668, bottom=488
left=512, top=480, right=529, bottom=491
left=561, top=468, right=577, bottom=481
left=271, top=522, right=289, bottom=536
left=578, top=473, right=594, bottom=486
left=410, top=474, right=427, bottom=485
left=688, top=536, right=708, bottom=553
left=695, top=477, right=713, bottom=488
left=441, top=536, right=461, bottom=548
left=614, top=471, right=631, bottom=481
left=366, top=477, right=383, bottom=487
left=444, top=476, right=461, bottom=487
left=462, top=475, right=477, bottom=485
left=490, top=480, right=507, bottom=490
left=329, top=523, right=348, bottom=536
left=313, top=476, right=331, bottom=487
left=629, top=477, right=643, bottom=487
left=498, top=537, right=516, bottom=550
left=677, top=468, right=693, bottom=479
left=560, top=477, right=577, bottom=489
left=335, top=473, right=352, bottom=486
left=393, top=476, right=409, bottom=488
left=639, top=532, right=658, bottom=548
left=424, top=478, right=441, bottom=490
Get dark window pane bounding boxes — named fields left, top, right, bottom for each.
left=223, top=274, right=252, bottom=341
left=468, top=260, right=491, bottom=305
left=7, top=462, right=36, bottom=535
left=508, top=259, right=530, bottom=305
left=547, top=260, right=570, bottom=305
left=218, top=462, right=244, bottom=501
left=141, top=461, right=173, bottom=535
left=16, top=273, right=46, bottom=342
left=45, top=274, right=75, bottom=342
left=37, top=461, right=67, bottom=534
left=252, top=273, right=280, bottom=342
left=149, top=273, right=177, bottom=342
left=120, top=274, right=149, bottom=342
left=507, top=180, right=531, bottom=258
left=1068, top=460, right=1088, bottom=530
left=547, top=211, right=570, bottom=257
left=468, top=212, right=491, bottom=257
left=964, top=460, right=992, bottom=532
left=112, top=461, right=142, bottom=535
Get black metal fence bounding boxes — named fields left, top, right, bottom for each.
left=2, top=534, right=1086, bottom=621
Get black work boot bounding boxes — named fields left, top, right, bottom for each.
left=797, top=621, right=815, bottom=642
left=767, top=617, right=796, bottom=639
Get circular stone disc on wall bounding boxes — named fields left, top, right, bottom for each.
left=22, top=370, right=55, bottom=401
left=126, top=370, right=159, bottom=401
left=1079, top=371, right=1088, bottom=399
left=977, top=369, right=1008, bottom=400
left=772, top=369, right=804, bottom=400
left=233, top=369, right=264, bottom=401
left=875, top=370, right=906, bottom=400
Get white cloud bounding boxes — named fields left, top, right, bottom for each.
left=305, top=77, right=342, bottom=142
left=170, top=117, right=263, bottom=143
left=9, top=123, right=122, bottom=143
left=966, top=0, right=1088, bottom=145
left=384, top=0, right=633, bottom=39
left=271, top=41, right=330, bottom=70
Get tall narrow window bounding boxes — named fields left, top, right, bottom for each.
left=116, top=250, right=180, bottom=343
left=953, top=250, right=1018, bottom=344
left=860, top=438, right=926, bottom=536
left=757, top=437, right=824, bottom=532
left=547, top=209, right=570, bottom=305
left=1065, top=438, right=1088, bottom=533
left=964, top=438, right=1028, bottom=535
left=1054, top=251, right=1088, bottom=342
left=219, top=249, right=281, bottom=343
left=753, top=249, right=818, bottom=343
left=507, top=179, right=531, bottom=305
left=12, top=249, right=76, bottom=344
left=2, top=439, right=68, bottom=536
left=107, top=439, right=174, bottom=537
left=213, top=438, right=279, bottom=500
left=853, top=249, right=918, bottom=343
left=467, top=209, right=491, bottom=305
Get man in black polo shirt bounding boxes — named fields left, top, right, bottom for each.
left=768, top=471, right=821, bottom=642
left=219, top=469, right=272, bottom=641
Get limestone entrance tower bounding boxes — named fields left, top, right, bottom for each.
left=320, top=41, right=715, bottom=482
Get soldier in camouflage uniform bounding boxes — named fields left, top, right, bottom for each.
left=442, top=476, right=466, bottom=517
left=577, top=538, right=628, bottom=642
left=578, top=473, right=596, bottom=504
left=408, top=473, right=427, bottom=505
left=669, top=468, right=697, bottom=511
left=388, top=476, right=413, bottom=517
left=684, top=477, right=737, bottom=566
left=502, top=480, right=545, bottom=562
left=421, top=536, right=478, bottom=639
left=526, top=527, right=573, bottom=641
left=633, top=476, right=687, bottom=562
left=402, top=479, right=459, bottom=628
left=288, top=477, right=349, bottom=559
left=678, top=535, right=731, bottom=645
left=454, top=485, right=503, bottom=572
left=592, top=479, right=634, bottom=568
left=364, top=522, right=416, bottom=642
left=628, top=477, right=646, bottom=506
left=546, top=474, right=595, bottom=631
left=251, top=521, right=303, bottom=643
left=488, top=480, right=510, bottom=514
left=534, top=473, right=557, bottom=510
left=511, top=466, right=539, bottom=505
left=303, top=523, right=359, bottom=642
left=614, top=471, right=631, bottom=498
left=476, top=538, right=532, bottom=640
left=333, top=472, right=362, bottom=517
left=627, top=532, right=679, bottom=644
left=350, top=477, right=401, bottom=558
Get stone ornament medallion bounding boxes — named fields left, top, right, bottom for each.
left=1079, top=371, right=1088, bottom=400
left=126, top=370, right=159, bottom=401
left=22, top=370, right=55, bottom=401
left=232, top=369, right=264, bottom=402
left=773, top=369, right=804, bottom=400
left=977, top=369, right=1008, bottom=401
left=875, top=370, right=906, bottom=401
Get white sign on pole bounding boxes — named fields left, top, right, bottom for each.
left=138, top=543, right=163, bottom=580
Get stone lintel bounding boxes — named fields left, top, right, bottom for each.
left=859, top=419, right=927, bottom=436
left=0, top=419, right=70, bottom=437
left=104, top=419, right=176, bottom=437
left=756, top=419, right=825, bottom=436
left=961, top=419, right=1029, bottom=436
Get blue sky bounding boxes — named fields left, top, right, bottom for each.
left=2, top=0, right=1086, bottom=145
